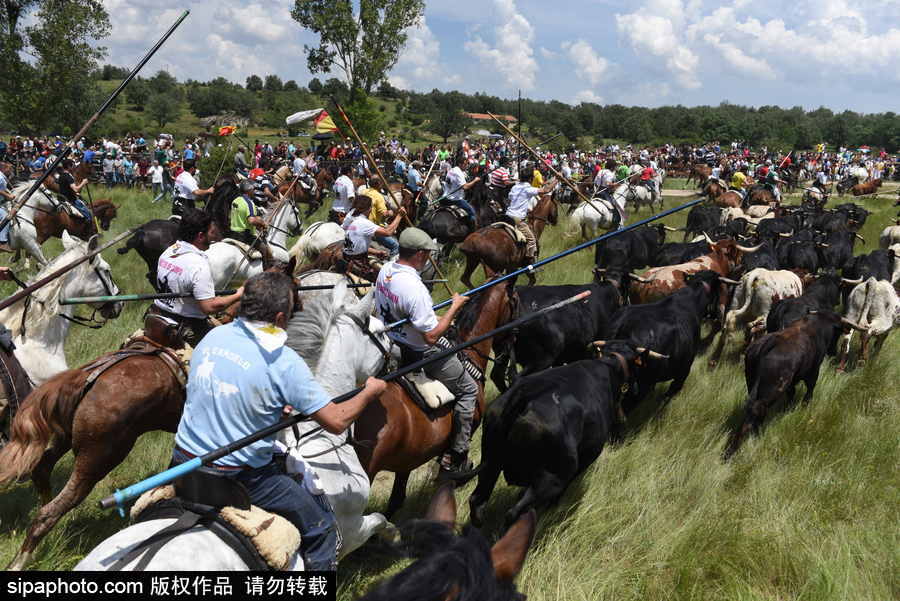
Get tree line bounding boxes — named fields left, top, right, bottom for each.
left=3, top=0, right=900, bottom=153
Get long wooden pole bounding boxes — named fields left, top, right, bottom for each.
left=487, top=112, right=611, bottom=220
left=331, top=99, right=454, bottom=297
left=0, top=10, right=190, bottom=233
left=411, top=152, right=439, bottom=210
left=0, top=228, right=136, bottom=312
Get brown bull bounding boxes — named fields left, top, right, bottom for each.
left=851, top=178, right=881, bottom=196
left=628, top=238, right=760, bottom=314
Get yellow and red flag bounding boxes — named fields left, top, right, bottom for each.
left=218, top=125, right=237, bottom=136
left=314, top=110, right=338, bottom=133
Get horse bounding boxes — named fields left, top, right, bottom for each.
left=358, top=484, right=536, bottom=601
left=205, top=240, right=266, bottom=288
left=419, top=206, right=473, bottom=260
left=622, top=181, right=663, bottom=213
left=685, top=163, right=711, bottom=189
left=33, top=198, right=118, bottom=244
left=116, top=218, right=180, bottom=290
left=457, top=194, right=556, bottom=289
left=263, top=198, right=304, bottom=264
left=0, top=232, right=123, bottom=387
left=352, top=281, right=513, bottom=517
left=567, top=198, right=618, bottom=240
left=278, top=169, right=327, bottom=217
left=2, top=181, right=60, bottom=267
left=746, top=185, right=776, bottom=206
left=202, top=176, right=241, bottom=234
left=288, top=220, right=344, bottom=264
left=0, top=330, right=33, bottom=443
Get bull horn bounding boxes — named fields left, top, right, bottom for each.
left=627, top=273, right=650, bottom=283
left=594, top=268, right=607, bottom=274
left=841, top=317, right=867, bottom=332
left=841, top=277, right=863, bottom=285
left=778, top=231, right=794, bottom=238
left=817, top=243, right=830, bottom=248
left=663, top=225, right=678, bottom=231
left=735, top=243, right=763, bottom=253
left=854, top=233, right=866, bottom=243
left=718, top=277, right=741, bottom=285
left=592, top=340, right=607, bottom=347
left=635, top=347, right=670, bottom=359
left=703, top=232, right=714, bottom=245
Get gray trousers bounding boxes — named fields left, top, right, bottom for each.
left=422, top=348, right=479, bottom=454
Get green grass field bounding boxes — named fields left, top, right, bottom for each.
left=0, top=179, right=897, bottom=600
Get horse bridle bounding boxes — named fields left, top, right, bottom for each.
left=265, top=198, right=303, bottom=250
left=58, top=262, right=118, bottom=330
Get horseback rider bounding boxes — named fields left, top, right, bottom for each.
left=358, top=182, right=401, bottom=259
left=594, top=159, right=616, bottom=200
left=488, top=157, right=513, bottom=209
left=56, top=159, right=91, bottom=221
left=171, top=270, right=386, bottom=570
left=506, top=169, right=557, bottom=263
left=149, top=208, right=243, bottom=347
left=444, top=155, right=478, bottom=229
left=331, top=164, right=355, bottom=223
left=0, top=163, right=14, bottom=252
left=730, top=169, right=747, bottom=200
left=765, top=170, right=782, bottom=204
left=374, top=228, right=478, bottom=478
left=639, top=160, right=658, bottom=199
left=228, top=179, right=275, bottom=267
left=249, top=168, right=278, bottom=208
left=341, top=194, right=404, bottom=280
left=173, top=159, right=214, bottom=216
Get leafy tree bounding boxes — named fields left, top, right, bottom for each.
left=146, top=93, right=180, bottom=127
left=100, top=64, right=129, bottom=80
left=149, top=70, right=178, bottom=95
left=264, top=74, right=283, bottom=92
left=427, top=101, right=467, bottom=142
left=245, top=74, right=263, bottom=91
left=335, top=94, right=383, bottom=142
left=290, top=0, right=425, bottom=94
left=284, top=79, right=299, bottom=91
left=126, top=78, right=151, bottom=111
left=308, top=77, right=323, bottom=93
left=322, top=77, right=350, bottom=102
left=0, top=0, right=110, bottom=133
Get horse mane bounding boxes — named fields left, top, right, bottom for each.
left=284, top=273, right=350, bottom=372
left=358, top=520, right=522, bottom=601
left=0, top=243, right=89, bottom=339
left=453, top=282, right=505, bottom=338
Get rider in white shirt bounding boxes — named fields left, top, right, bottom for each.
left=331, top=164, right=355, bottom=222
left=173, top=159, right=214, bottom=215
left=506, top=170, right=557, bottom=263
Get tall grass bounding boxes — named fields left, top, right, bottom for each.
left=0, top=181, right=897, bottom=601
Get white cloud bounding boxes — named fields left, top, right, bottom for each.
left=562, top=40, right=609, bottom=86
left=615, top=11, right=700, bottom=89
left=464, top=0, right=539, bottom=90
left=390, top=17, right=444, bottom=89
left=540, top=47, right=559, bottom=60
left=702, top=33, right=774, bottom=80
left=574, top=89, right=604, bottom=104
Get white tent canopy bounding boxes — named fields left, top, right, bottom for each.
left=285, top=108, right=325, bottom=126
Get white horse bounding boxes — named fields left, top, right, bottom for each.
left=567, top=198, right=618, bottom=239
left=288, top=221, right=343, bottom=264
left=284, top=272, right=391, bottom=557
left=263, top=199, right=304, bottom=264
left=205, top=242, right=264, bottom=289
left=0, top=232, right=123, bottom=386
left=4, top=182, right=60, bottom=268
left=622, top=181, right=662, bottom=212
left=75, top=275, right=388, bottom=571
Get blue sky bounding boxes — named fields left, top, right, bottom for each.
left=98, top=0, right=900, bottom=113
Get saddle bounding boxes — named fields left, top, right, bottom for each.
left=436, top=204, right=470, bottom=222
left=490, top=221, right=526, bottom=244
left=222, top=238, right=262, bottom=261
left=80, top=336, right=188, bottom=393
left=397, top=372, right=455, bottom=411
left=118, top=470, right=301, bottom=571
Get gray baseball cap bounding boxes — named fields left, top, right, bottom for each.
left=399, top=227, right=439, bottom=251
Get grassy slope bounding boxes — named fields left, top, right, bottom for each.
left=0, top=180, right=897, bottom=601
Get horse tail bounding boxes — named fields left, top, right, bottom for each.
left=0, top=369, right=88, bottom=485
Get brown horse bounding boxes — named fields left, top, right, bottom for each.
left=0, top=338, right=33, bottom=442
left=685, top=163, right=711, bottom=189
left=0, top=338, right=187, bottom=570
left=278, top=168, right=333, bottom=216
left=703, top=179, right=743, bottom=208
left=851, top=178, right=882, bottom=197
left=354, top=281, right=515, bottom=516
left=33, top=198, right=118, bottom=244
left=747, top=185, right=776, bottom=206
left=457, top=194, right=556, bottom=289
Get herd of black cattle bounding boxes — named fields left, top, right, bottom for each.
left=463, top=198, right=897, bottom=529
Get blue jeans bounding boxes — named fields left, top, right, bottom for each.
left=375, top=234, right=399, bottom=258
left=0, top=206, right=9, bottom=243
left=445, top=198, right=476, bottom=223
left=71, top=197, right=91, bottom=220
left=171, top=448, right=338, bottom=570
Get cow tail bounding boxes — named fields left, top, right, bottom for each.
left=117, top=227, right=142, bottom=255
left=857, top=278, right=875, bottom=329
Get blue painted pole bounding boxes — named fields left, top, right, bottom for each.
left=385, top=196, right=704, bottom=330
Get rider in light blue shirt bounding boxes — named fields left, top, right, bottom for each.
left=172, top=272, right=385, bottom=570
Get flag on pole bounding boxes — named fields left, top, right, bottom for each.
left=218, top=125, right=236, bottom=136
left=314, top=110, right=338, bottom=133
